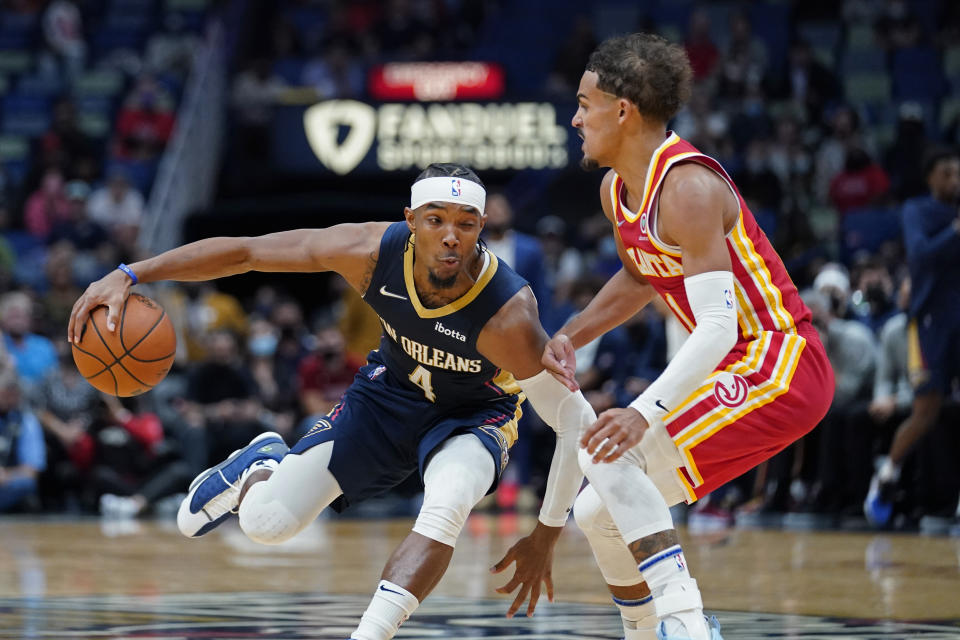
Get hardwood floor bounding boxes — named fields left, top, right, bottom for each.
left=1, top=515, right=958, bottom=638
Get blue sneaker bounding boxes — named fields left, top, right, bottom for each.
left=177, top=432, right=288, bottom=538
left=864, top=474, right=894, bottom=528
left=657, top=615, right=723, bottom=640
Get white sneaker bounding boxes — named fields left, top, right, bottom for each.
left=177, top=432, right=287, bottom=537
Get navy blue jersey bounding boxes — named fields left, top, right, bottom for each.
left=362, top=222, right=530, bottom=408
left=902, top=195, right=960, bottom=319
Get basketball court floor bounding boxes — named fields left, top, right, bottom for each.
left=1, top=515, right=959, bottom=638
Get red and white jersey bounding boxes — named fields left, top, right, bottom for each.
left=611, top=132, right=810, bottom=354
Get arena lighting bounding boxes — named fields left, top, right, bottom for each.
left=368, top=62, right=505, bottom=101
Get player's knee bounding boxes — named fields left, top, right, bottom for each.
left=414, top=468, right=486, bottom=546
left=573, top=485, right=615, bottom=538
left=238, top=499, right=303, bottom=545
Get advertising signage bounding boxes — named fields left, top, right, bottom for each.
left=271, top=100, right=573, bottom=175
left=368, top=62, right=505, bottom=101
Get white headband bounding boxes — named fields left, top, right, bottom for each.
left=410, top=176, right=486, bottom=214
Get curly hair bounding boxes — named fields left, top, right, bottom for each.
left=415, top=163, right=484, bottom=187
left=586, top=33, right=692, bottom=124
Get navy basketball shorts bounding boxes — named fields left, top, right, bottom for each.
left=289, top=361, right=522, bottom=511
left=909, top=312, right=960, bottom=396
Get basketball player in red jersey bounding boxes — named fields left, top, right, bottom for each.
left=539, top=34, right=835, bottom=640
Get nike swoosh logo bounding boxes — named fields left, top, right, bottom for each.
left=379, top=285, right=407, bottom=300
left=655, top=400, right=669, bottom=412
left=617, top=219, right=626, bottom=227
left=379, top=584, right=404, bottom=595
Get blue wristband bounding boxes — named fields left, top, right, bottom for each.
left=117, top=263, right=138, bottom=284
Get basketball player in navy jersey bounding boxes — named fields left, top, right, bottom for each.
left=864, top=147, right=960, bottom=528
left=68, top=163, right=595, bottom=640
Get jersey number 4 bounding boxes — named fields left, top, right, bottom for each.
left=408, top=365, right=436, bottom=402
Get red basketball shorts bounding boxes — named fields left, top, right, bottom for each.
left=645, top=323, right=834, bottom=504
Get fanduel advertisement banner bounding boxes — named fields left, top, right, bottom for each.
left=271, top=100, right=572, bottom=175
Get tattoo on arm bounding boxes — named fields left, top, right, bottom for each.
left=627, top=530, right=680, bottom=563
left=358, top=250, right=378, bottom=295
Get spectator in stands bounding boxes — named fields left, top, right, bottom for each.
left=801, top=288, right=878, bottom=515
left=231, top=58, right=288, bottom=181
left=481, top=193, right=550, bottom=316
left=0, top=292, right=56, bottom=390
left=334, top=281, right=382, bottom=363
left=232, top=58, right=288, bottom=130
left=144, top=12, right=200, bottom=78
left=545, top=16, right=597, bottom=96
left=770, top=39, right=839, bottom=124
left=32, top=339, right=99, bottom=510
left=884, top=102, right=930, bottom=202
left=41, top=0, right=86, bottom=76
left=717, top=11, right=768, bottom=99
left=736, top=139, right=784, bottom=213
left=270, top=297, right=311, bottom=410
left=617, top=306, right=667, bottom=408
left=246, top=316, right=296, bottom=439
left=41, top=99, right=95, bottom=180
left=95, top=395, right=192, bottom=518
left=87, top=169, right=145, bottom=238
left=535, top=215, right=582, bottom=329
left=766, top=114, right=814, bottom=209
left=179, top=330, right=266, bottom=470
left=851, top=260, right=898, bottom=334
left=166, top=282, right=248, bottom=361
left=0, top=369, right=45, bottom=512
left=869, top=276, right=913, bottom=430
left=684, top=8, right=720, bottom=81
left=297, top=317, right=363, bottom=432
left=875, top=0, right=922, bottom=51
left=113, top=76, right=176, bottom=161
left=48, top=180, right=110, bottom=252
left=39, top=243, right=81, bottom=337
left=563, top=275, right=630, bottom=415
left=672, top=85, right=730, bottom=156
left=865, top=147, right=960, bottom=527
left=813, top=262, right=853, bottom=319
left=301, top=43, right=365, bottom=99
left=373, top=0, right=437, bottom=60
left=814, top=105, right=877, bottom=206
left=24, top=168, right=70, bottom=240
left=829, top=146, right=891, bottom=214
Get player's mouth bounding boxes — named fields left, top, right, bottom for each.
left=438, top=256, right=461, bottom=268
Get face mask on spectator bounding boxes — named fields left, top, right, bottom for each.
left=248, top=334, right=278, bottom=357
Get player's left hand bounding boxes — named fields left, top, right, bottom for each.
left=581, top=408, right=649, bottom=463
left=490, top=522, right=560, bottom=618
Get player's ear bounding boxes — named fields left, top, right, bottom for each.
left=404, top=207, right=416, bottom=232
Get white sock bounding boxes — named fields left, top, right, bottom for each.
left=877, top=457, right=900, bottom=484
left=638, top=545, right=708, bottom=640
left=351, top=580, right=419, bottom=640
left=614, top=594, right=658, bottom=640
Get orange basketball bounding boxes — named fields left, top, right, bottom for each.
left=72, top=293, right=177, bottom=397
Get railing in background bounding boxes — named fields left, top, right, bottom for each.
left=140, top=20, right=225, bottom=255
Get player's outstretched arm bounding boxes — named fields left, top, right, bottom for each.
left=478, top=288, right=597, bottom=617
left=68, top=222, right=390, bottom=343
left=547, top=171, right=657, bottom=379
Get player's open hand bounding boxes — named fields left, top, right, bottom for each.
left=542, top=334, right=578, bottom=391
left=69, top=269, right=133, bottom=344
left=581, top=407, right=649, bottom=463
left=490, top=522, right=561, bottom=618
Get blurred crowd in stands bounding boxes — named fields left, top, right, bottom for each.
left=0, top=0, right=959, bottom=535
